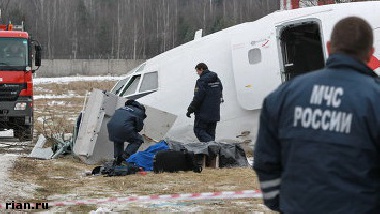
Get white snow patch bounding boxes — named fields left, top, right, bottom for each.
left=34, top=94, right=83, bottom=100
left=0, top=129, right=13, bottom=137
left=34, top=76, right=124, bottom=84
left=0, top=154, right=38, bottom=201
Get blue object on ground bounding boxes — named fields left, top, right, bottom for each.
left=127, top=140, right=169, bottom=171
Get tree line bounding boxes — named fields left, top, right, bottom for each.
left=0, top=0, right=371, bottom=60
left=0, top=0, right=280, bottom=59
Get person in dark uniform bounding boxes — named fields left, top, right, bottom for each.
left=253, top=17, right=380, bottom=213
left=107, top=100, right=146, bottom=165
left=186, top=63, right=223, bottom=142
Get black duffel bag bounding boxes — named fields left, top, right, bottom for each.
left=153, top=149, right=202, bottom=173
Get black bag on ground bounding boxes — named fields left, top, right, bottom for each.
left=153, top=149, right=202, bottom=173
left=92, top=162, right=140, bottom=176
left=91, top=161, right=114, bottom=175
left=107, top=162, right=140, bottom=177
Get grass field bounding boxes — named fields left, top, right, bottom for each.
left=10, top=80, right=276, bottom=213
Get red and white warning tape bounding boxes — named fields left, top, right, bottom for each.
left=0, top=190, right=262, bottom=208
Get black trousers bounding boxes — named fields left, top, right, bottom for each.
left=113, top=132, right=143, bottom=159
left=193, top=117, right=217, bottom=142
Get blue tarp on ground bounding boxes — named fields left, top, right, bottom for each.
left=126, top=140, right=169, bottom=171
left=126, top=140, right=249, bottom=170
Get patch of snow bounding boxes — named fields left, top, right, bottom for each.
left=34, top=76, right=124, bottom=85
left=89, top=207, right=112, bottom=214
left=247, top=157, right=253, bottom=166
left=0, top=154, right=38, bottom=201
left=34, top=94, right=84, bottom=100
left=0, top=129, right=13, bottom=137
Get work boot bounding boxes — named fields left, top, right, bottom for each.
left=119, top=153, right=130, bottom=166
left=122, top=153, right=131, bottom=160
left=113, top=154, right=130, bottom=166
left=112, top=155, right=124, bottom=166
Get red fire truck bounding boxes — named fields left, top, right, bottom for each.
left=0, top=22, right=41, bottom=141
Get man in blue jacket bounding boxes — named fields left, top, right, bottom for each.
left=253, top=17, right=380, bottom=213
left=107, top=99, right=146, bottom=165
left=186, top=63, right=223, bottom=142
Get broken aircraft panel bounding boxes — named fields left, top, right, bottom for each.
left=73, top=88, right=176, bottom=164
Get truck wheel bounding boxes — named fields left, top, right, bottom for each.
left=14, top=126, right=33, bottom=141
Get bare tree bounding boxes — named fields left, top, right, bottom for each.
left=1, top=0, right=281, bottom=59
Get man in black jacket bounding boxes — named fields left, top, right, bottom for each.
left=253, top=17, right=380, bottom=213
left=186, top=63, right=223, bottom=142
left=107, top=100, right=146, bottom=165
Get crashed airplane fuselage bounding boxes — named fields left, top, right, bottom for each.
left=111, top=2, right=380, bottom=144
left=73, top=2, right=380, bottom=164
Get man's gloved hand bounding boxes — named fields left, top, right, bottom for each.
left=186, top=107, right=194, bottom=118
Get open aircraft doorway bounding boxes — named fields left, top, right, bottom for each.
left=278, top=19, right=326, bottom=82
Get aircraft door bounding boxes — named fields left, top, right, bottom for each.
left=277, top=19, right=326, bottom=82
left=231, top=32, right=282, bottom=111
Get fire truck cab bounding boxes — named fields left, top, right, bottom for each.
left=0, top=22, right=42, bottom=141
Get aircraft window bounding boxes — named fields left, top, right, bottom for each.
left=111, top=77, right=130, bottom=95
left=139, top=71, right=158, bottom=93
left=120, top=75, right=141, bottom=96
left=248, top=48, right=262, bottom=64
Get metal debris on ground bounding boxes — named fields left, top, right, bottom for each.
left=29, top=129, right=77, bottom=160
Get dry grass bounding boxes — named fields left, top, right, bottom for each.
left=34, top=81, right=116, bottom=96
left=33, top=80, right=116, bottom=138
left=11, top=156, right=272, bottom=213
left=9, top=80, right=277, bottom=213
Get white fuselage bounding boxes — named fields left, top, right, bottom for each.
left=113, top=2, right=380, bottom=144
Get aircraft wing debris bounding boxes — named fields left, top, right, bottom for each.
left=29, top=134, right=53, bottom=159
left=73, top=88, right=177, bottom=164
